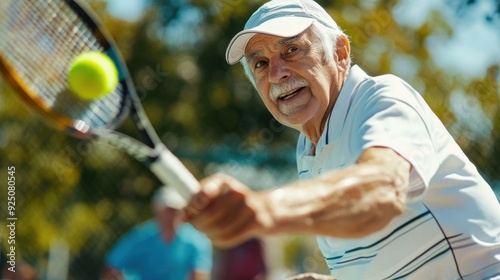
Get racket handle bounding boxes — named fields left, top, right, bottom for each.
left=150, top=145, right=200, bottom=202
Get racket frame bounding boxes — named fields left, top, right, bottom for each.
left=0, top=0, right=199, bottom=201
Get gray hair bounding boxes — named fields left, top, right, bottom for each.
left=240, top=20, right=349, bottom=88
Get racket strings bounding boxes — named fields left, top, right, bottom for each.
left=0, top=0, right=125, bottom=132
left=3, top=1, right=85, bottom=103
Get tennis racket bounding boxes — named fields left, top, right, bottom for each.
left=0, top=0, right=199, bottom=201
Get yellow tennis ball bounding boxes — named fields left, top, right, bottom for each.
left=68, top=51, right=118, bottom=100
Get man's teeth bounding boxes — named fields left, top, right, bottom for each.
left=279, top=93, right=293, bottom=100
left=279, top=88, right=302, bottom=100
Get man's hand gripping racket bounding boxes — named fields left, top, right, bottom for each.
left=0, top=0, right=199, bottom=201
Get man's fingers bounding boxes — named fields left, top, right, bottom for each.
left=182, top=174, right=227, bottom=222
left=189, top=186, right=244, bottom=230
left=180, top=173, right=270, bottom=248
left=209, top=208, right=257, bottom=248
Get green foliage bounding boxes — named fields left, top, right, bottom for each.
left=1, top=0, right=499, bottom=278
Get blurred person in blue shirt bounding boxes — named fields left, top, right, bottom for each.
left=101, top=186, right=213, bottom=280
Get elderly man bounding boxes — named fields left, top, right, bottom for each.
left=183, top=0, right=500, bottom=279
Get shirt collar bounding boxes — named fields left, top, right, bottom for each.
left=303, top=65, right=370, bottom=156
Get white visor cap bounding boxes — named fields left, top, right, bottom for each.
left=225, top=0, right=340, bottom=65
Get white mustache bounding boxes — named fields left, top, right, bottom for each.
left=269, top=77, right=310, bottom=101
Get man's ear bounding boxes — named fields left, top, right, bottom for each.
left=335, top=35, right=351, bottom=69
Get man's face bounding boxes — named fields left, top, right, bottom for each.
left=245, top=26, right=347, bottom=135
left=154, top=206, right=180, bottom=242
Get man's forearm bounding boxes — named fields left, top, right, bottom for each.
left=264, top=147, right=411, bottom=238
left=183, top=147, right=410, bottom=247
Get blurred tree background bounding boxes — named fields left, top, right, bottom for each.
left=0, top=0, right=499, bottom=279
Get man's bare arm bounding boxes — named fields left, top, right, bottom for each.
left=183, top=146, right=411, bottom=247
left=265, top=146, right=410, bottom=238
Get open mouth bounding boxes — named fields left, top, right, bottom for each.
left=278, top=87, right=305, bottom=101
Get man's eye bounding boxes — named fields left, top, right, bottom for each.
left=286, top=46, right=299, bottom=54
left=255, top=60, right=267, bottom=68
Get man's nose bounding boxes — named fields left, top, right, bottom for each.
left=268, top=57, right=290, bottom=84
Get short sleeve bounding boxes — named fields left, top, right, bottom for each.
left=350, top=77, right=439, bottom=201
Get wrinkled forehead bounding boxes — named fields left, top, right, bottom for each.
left=244, top=26, right=315, bottom=60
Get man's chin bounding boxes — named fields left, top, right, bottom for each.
left=278, top=105, right=311, bottom=126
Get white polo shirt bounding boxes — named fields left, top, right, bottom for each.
left=296, top=65, right=500, bottom=279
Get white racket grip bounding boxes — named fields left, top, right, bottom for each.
left=150, top=147, right=200, bottom=202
